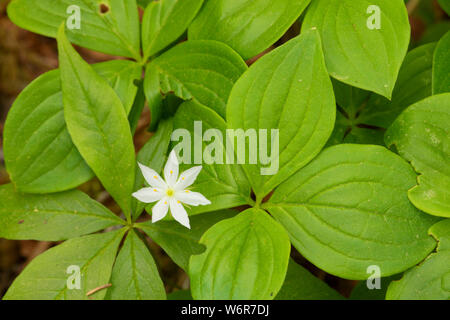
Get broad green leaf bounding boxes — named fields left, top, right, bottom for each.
left=128, top=81, right=146, bottom=135
left=385, top=94, right=450, bottom=217
left=350, top=275, right=400, bottom=300
left=171, top=101, right=252, bottom=215
left=328, top=43, right=436, bottom=146
left=275, top=259, right=344, bottom=300
left=142, top=0, right=204, bottom=60
left=132, top=118, right=173, bottom=220
left=188, top=0, right=312, bottom=60
left=3, top=229, right=125, bottom=300
left=265, top=144, right=438, bottom=280
left=57, top=26, right=135, bottom=218
left=144, top=40, right=247, bottom=123
left=302, top=0, right=410, bottom=98
left=189, top=208, right=291, bottom=300
left=438, top=0, right=450, bottom=16
left=227, top=30, right=336, bottom=199
left=386, top=219, right=450, bottom=300
left=137, top=210, right=238, bottom=271
left=433, top=31, right=450, bottom=95
left=3, top=60, right=140, bottom=194
left=7, top=0, right=141, bottom=60
left=0, top=184, right=123, bottom=241
left=106, top=230, right=166, bottom=300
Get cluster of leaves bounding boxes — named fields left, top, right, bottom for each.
left=0, top=0, right=449, bottom=300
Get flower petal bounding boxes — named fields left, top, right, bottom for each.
left=174, top=166, right=202, bottom=191
left=132, top=187, right=164, bottom=203
left=152, top=197, right=169, bottom=223
left=164, top=150, right=179, bottom=187
left=169, top=198, right=190, bottom=229
left=175, top=190, right=211, bottom=206
left=138, top=162, right=167, bottom=189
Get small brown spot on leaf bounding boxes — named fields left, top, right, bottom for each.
left=99, top=3, right=110, bottom=14
left=18, top=220, right=24, bottom=224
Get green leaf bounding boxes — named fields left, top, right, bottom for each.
left=106, top=230, right=166, bottom=300
left=265, top=144, right=438, bottom=280
left=167, top=290, right=193, bottom=300
left=3, top=229, right=125, bottom=300
left=132, top=118, right=173, bottom=220
left=57, top=26, right=135, bottom=218
left=275, top=259, right=344, bottom=300
left=137, top=210, right=238, bottom=271
left=386, top=219, right=450, bottom=300
left=227, top=30, right=336, bottom=199
left=0, top=184, right=123, bottom=241
left=385, top=94, right=450, bottom=218
left=327, top=43, right=436, bottom=146
left=189, top=208, right=291, bottom=300
left=144, top=40, right=247, bottom=120
left=137, top=0, right=152, bottom=8
left=188, top=0, right=312, bottom=60
left=7, top=0, right=141, bottom=60
left=438, top=0, right=450, bottom=16
left=142, top=0, right=204, bottom=60
left=171, top=101, right=252, bottom=215
left=3, top=60, right=140, bottom=194
left=302, top=0, right=410, bottom=98
left=433, top=31, right=450, bottom=95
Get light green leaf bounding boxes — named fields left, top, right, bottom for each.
left=7, top=0, right=141, bottom=60
left=171, top=101, right=252, bottom=215
left=275, top=259, right=344, bottom=300
left=57, top=26, right=135, bottom=217
left=302, top=0, right=410, bottom=98
left=132, top=118, right=173, bottom=220
left=144, top=40, right=247, bottom=121
left=386, top=219, right=450, bottom=300
left=265, top=144, right=438, bottom=280
left=188, top=0, right=312, bottom=60
left=328, top=43, right=436, bottom=146
left=0, top=184, right=123, bottom=241
left=3, top=229, right=125, bottom=300
left=138, top=210, right=238, bottom=271
left=189, top=208, right=291, bottom=300
left=227, top=30, right=336, bottom=199
left=385, top=94, right=450, bottom=217
left=106, top=230, right=166, bottom=300
left=433, top=31, right=450, bottom=95
left=3, top=60, right=140, bottom=194
left=142, top=0, right=204, bottom=60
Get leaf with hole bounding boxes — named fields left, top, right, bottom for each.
left=7, top=0, right=141, bottom=59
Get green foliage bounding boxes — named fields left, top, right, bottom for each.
left=386, top=219, right=450, bottom=300
left=189, top=208, right=291, bottom=299
left=386, top=94, right=450, bottom=217
left=1, top=0, right=449, bottom=301
left=303, top=0, right=410, bottom=98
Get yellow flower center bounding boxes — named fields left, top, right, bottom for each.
left=166, top=189, right=174, bottom=197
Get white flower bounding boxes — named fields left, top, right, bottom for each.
left=132, top=150, right=211, bottom=229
